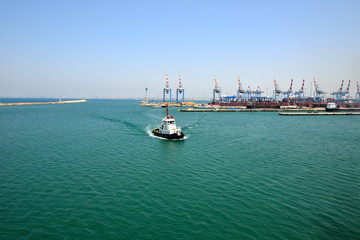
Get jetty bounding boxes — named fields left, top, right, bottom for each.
left=0, top=99, right=87, bottom=106
left=279, top=112, right=360, bottom=116
left=179, top=107, right=325, bottom=112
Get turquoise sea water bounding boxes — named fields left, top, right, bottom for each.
left=1, top=99, right=359, bottom=239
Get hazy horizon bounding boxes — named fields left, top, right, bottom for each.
left=1, top=0, right=359, bottom=99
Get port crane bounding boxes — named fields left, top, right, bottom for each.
left=176, top=75, right=184, bottom=103
left=343, top=80, right=351, bottom=102
left=330, top=80, right=351, bottom=102
left=294, top=79, right=305, bottom=98
left=245, top=86, right=253, bottom=100
left=163, top=75, right=172, bottom=102
left=273, top=77, right=282, bottom=101
left=212, top=76, right=221, bottom=102
left=283, top=79, right=294, bottom=99
left=355, top=81, right=360, bottom=102
left=254, top=86, right=264, bottom=99
left=313, top=78, right=326, bottom=102
left=331, top=80, right=345, bottom=100
left=236, top=76, right=245, bottom=101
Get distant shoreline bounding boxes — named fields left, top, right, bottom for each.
left=0, top=99, right=87, bottom=106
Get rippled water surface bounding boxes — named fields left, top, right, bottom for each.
left=1, top=100, right=359, bottom=239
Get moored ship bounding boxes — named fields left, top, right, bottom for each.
left=325, top=102, right=338, bottom=111
left=325, top=102, right=360, bottom=112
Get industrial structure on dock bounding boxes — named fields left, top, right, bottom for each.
left=176, top=75, right=185, bottom=103
left=162, top=75, right=185, bottom=103
left=208, top=76, right=359, bottom=108
left=147, top=75, right=360, bottom=108
left=163, top=75, right=171, bottom=102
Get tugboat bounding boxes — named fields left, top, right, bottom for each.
left=152, top=104, right=185, bottom=139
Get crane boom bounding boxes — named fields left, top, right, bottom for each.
left=289, top=79, right=293, bottom=91
left=274, top=77, right=278, bottom=90
left=345, top=80, right=351, bottom=92
left=339, top=80, right=344, bottom=91
left=314, top=78, right=318, bottom=91
left=165, top=75, right=169, bottom=88
left=300, top=79, right=305, bottom=92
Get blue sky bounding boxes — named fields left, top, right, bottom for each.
left=1, top=0, right=359, bottom=98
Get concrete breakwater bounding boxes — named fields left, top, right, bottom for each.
left=0, top=99, right=87, bottom=106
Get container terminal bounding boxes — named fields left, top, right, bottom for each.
left=140, top=76, right=360, bottom=111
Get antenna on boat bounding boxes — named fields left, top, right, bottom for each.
left=166, top=103, right=169, bottom=117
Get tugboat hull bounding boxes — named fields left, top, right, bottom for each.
left=152, top=129, right=185, bottom=139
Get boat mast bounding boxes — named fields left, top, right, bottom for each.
left=166, top=103, right=169, bottom=117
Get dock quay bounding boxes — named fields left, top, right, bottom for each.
left=0, top=99, right=87, bottom=106
left=279, top=112, right=360, bottom=116
left=179, top=108, right=325, bottom=112
left=140, top=101, right=196, bottom=108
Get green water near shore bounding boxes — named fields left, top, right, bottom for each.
left=1, top=99, right=359, bottom=239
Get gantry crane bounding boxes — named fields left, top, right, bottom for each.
left=283, top=79, right=294, bottom=99
left=313, top=78, right=326, bottom=102
left=331, top=80, right=345, bottom=100
left=163, top=75, right=171, bottom=102
left=343, top=80, right=351, bottom=101
left=273, top=77, right=282, bottom=101
left=176, top=75, right=184, bottom=103
left=236, top=76, right=245, bottom=101
left=294, top=79, right=305, bottom=98
left=212, top=76, right=221, bottom=102
left=254, top=86, right=264, bottom=99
